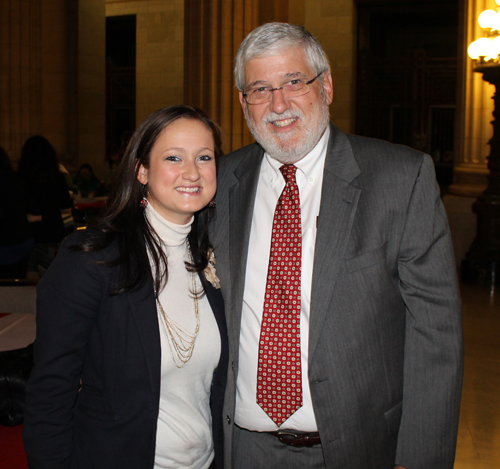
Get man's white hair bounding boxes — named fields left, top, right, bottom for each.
left=234, top=22, right=331, bottom=91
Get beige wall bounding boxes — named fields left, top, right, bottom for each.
left=77, top=0, right=107, bottom=177
left=302, top=0, right=355, bottom=134
left=106, top=0, right=184, bottom=126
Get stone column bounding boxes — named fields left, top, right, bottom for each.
left=450, top=0, right=494, bottom=197
left=77, top=0, right=106, bottom=178
left=41, top=0, right=78, bottom=169
left=0, top=0, right=43, bottom=160
left=184, top=0, right=259, bottom=153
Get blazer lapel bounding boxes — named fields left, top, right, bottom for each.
left=204, top=277, right=225, bottom=333
left=127, top=243, right=161, bottom=404
left=203, top=275, right=228, bottom=362
left=309, top=125, right=361, bottom=360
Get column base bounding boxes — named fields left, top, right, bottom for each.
left=449, top=163, right=489, bottom=197
left=461, top=258, right=500, bottom=285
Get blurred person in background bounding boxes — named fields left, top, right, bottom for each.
left=17, top=135, right=73, bottom=278
left=104, top=142, right=123, bottom=193
left=0, top=146, right=35, bottom=279
left=73, top=163, right=102, bottom=198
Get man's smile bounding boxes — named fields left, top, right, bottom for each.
left=271, top=117, right=298, bottom=128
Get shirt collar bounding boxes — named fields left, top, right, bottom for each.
left=264, top=125, right=330, bottom=187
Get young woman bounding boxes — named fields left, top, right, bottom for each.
left=23, top=105, right=228, bottom=469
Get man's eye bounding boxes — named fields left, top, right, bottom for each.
left=252, top=87, right=269, bottom=94
left=285, top=79, right=305, bottom=90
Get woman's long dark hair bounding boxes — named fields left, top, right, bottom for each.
left=74, top=105, right=223, bottom=295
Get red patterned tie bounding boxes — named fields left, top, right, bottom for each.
left=257, top=164, right=303, bottom=427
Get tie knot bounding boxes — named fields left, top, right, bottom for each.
left=280, top=164, right=297, bottom=185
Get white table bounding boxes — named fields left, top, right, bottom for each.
left=0, top=285, right=37, bottom=351
left=0, top=313, right=36, bottom=352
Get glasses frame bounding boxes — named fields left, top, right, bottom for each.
left=242, top=71, right=325, bottom=105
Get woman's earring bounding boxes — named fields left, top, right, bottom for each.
left=208, top=198, right=216, bottom=208
left=140, top=184, right=148, bottom=208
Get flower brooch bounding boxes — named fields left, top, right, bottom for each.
left=204, top=248, right=220, bottom=289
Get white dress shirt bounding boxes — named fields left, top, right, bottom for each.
left=235, top=126, right=330, bottom=431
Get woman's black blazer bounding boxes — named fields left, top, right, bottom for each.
left=23, top=230, right=228, bottom=468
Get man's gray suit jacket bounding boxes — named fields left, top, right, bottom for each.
left=211, top=123, right=463, bottom=469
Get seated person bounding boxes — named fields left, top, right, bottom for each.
left=73, top=163, right=102, bottom=198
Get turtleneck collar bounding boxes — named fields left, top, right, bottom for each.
left=145, top=204, right=193, bottom=247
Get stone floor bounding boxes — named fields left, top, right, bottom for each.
left=454, top=282, right=500, bottom=468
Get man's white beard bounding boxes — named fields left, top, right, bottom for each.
left=244, top=94, right=330, bottom=164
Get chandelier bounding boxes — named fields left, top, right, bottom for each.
left=468, top=1, right=500, bottom=63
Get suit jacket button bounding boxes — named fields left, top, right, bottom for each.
left=226, top=415, right=231, bottom=424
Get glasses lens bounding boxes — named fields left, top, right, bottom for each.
left=283, top=80, right=306, bottom=93
left=248, top=89, right=270, bottom=103
left=282, top=88, right=308, bottom=99
left=245, top=77, right=316, bottom=104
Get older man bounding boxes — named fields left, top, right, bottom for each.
left=211, top=23, right=463, bottom=469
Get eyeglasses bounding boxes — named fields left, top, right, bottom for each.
left=242, top=72, right=324, bottom=105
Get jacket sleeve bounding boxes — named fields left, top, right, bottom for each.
left=23, top=237, right=105, bottom=467
left=395, top=155, right=463, bottom=469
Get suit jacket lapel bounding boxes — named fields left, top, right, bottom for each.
left=309, top=125, right=361, bottom=360
left=227, top=146, right=264, bottom=357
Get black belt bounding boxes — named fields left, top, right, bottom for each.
left=266, top=429, right=321, bottom=447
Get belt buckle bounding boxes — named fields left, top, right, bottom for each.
left=276, top=430, right=305, bottom=447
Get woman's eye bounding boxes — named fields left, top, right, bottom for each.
left=198, top=154, right=213, bottom=161
left=166, top=155, right=180, bottom=161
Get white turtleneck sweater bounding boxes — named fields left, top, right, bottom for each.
left=146, top=204, right=221, bottom=469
